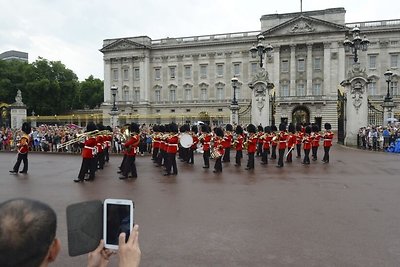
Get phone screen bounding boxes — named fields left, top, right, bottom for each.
left=105, top=203, right=132, bottom=246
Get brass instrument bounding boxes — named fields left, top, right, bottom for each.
left=210, top=148, right=222, bottom=159
left=56, top=130, right=111, bottom=149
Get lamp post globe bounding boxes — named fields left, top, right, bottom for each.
left=110, top=85, right=118, bottom=111
left=231, top=77, right=239, bottom=105
left=384, top=69, right=393, bottom=102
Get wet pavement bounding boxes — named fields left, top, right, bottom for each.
left=1, top=145, right=400, bottom=266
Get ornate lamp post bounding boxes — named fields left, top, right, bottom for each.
left=110, top=85, right=118, bottom=111
left=249, top=35, right=273, bottom=68
left=384, top=69, right=393, bottom=102
left=343, top=26, right=370, bottom=63
left=231, top=77, right=238, bottom=105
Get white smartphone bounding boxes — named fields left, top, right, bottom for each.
left=103, top=199, right=134, bottom=250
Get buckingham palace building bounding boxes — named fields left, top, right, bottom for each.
left=100, top=7, right=400, bottom=129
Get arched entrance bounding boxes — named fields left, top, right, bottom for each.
left=292, top=105, right=310, bottom=125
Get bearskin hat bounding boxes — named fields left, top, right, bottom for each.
left=271, top=125, right=278, bottom=132
left=169, top=122, right=178, bottom=133
left=288, top=123, right=295, bottom=134
left=324, top=123, right=332, bottom=130
left=264, top=126, right=271, bottom=134
left=225, top=123, right=233, bottom=132
left=295, top=123, right=302, bottom=132
left=129, top=123, right=140, bottom=133
left=305, top=125, right=312, bottom=134
left=179, top=125, right=186, bottom=133
left=235, top=125, right=243, bottom=135
left=279, top=123, right=287, bottom=131
left=191, top=124, right=198, bottom=134
left=312, top=124, right=319, bottom=133
left=214, top=127, right=224, bottom=137
left=257, top=125, right=264, bottom=132
left=96, top=123, right=105, bottom=131
left=106, top=126, right=112, bottom=132
left=247, top=124, right=256, bottom=134
left=159, top=124, right=165, bottom=133
left=21, top=122, right=31, bottom=135
left=201, top=124, right=210, bottom=133
left=152, top=125, right=159, bottom=132
left=86, top=122, right=97, bottom=132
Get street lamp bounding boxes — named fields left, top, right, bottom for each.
left=250, top=35, right=273, bottom=68
left=231, top=77, right=239, bottom=105
left=343, top=26, right=370, bottom=63
left=110, top=85, right=118, bottom=111
left=384, top=69, right=393, bottom=102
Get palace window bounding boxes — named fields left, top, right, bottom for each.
left=216, top=64, right=224, bottom=77
left=297, top=59, right=305, bottom=72
left=200, top=88, right=208, bottom=101
left=281, top=84, right=289, bottom=97
left=391, top=54, right=398, bottom=68
left=185, top=88, right=192, bottom=101
left=200, top=65, right=208, bottom=78
left=123, top=88, right=129, bottom=101
left=216, top=87, right=224, bottom=100
left=281, top=60, right=289, bottom=73
left=233, top=63, right=241, bottom=76
left=314, top=58, right=321, bottom=70
left=369, top=55, right=377, bottom=69
left=154, top=68, right=161, bottom=80
left=297, top=83, right=305, bottom=96
left=123, top=69, right=129, bottom=81
left=251, top=62, right=258, bottom=75
left=368, top=81, right=376, bottom=95
left=155, top=90, right=161, bottom=102
left=391, top=81, right=398, bottom=96
left=134, top=68, right=140, bottom=80
left=112, top=69, right=118, bottom=81
left=133, top=88, right=140, bottom=102
left=169, top=66, right=176, bottom=79
left=169, top=89, right=176, bottom=102
left=184, top=65, right=192, bottom=79
left=312, top=83, right=321, bottom=95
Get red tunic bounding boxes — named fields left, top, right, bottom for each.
left=287, top=133, right=296, bottom=148
left=263, top=134, right=271, bottom=150
left=82, top=137, right=97, bottom=158
left=222, top=132, right=233, bottom=149
left=278, top=131, right=288, bottom=150
left=296, top=132, right=304, bottom=145
left=202, top=134, right=212, bottom=152
left=303, top=135, right=312, bottom=150
left=311, top=133, right=321, bottom=147
left=323, top=131, right=334, bottom=147
left=96, top=135, right=104, bottom=153
left=153, top=134, right=160, bottom=149
left=235, top=134, right=244, bottom=151
left=247, top=134, right=257, bottom=153
left=167, top=135, right=179, bottom=154
left=191, top=134, right=199, bottom=150
left=125, top=135, right=139, bottom=156
left=213, top=136, right=225, bottom=156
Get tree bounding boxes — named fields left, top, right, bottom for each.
left=79, top=75, right=104, bottom=109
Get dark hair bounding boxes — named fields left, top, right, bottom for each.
left=0, top=198, right=57, bottom=267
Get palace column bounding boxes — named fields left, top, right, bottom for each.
left=306, top=43, right=313, bottom=95
left=323, top=42, right=331, bottom=95
left=290, top=44, right=296, bottom=96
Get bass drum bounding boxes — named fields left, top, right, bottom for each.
left=179, top=133, right=193, bottom=148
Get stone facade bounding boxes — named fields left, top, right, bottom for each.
left=100, top=7, right=400, bottom=129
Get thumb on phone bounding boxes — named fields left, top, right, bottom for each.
left=119, top=232, right=127, bottom=246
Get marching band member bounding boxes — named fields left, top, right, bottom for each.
left=164, top=123, right=179, bottom=176
left=119, top=123, right=140, bottom=179
left=104, top=126, right=112, bottom=163
left=200, top=124, right=212, bottom=169
left=245, top=124, right=257, bottom=170
left=286, top=123, right=296, bottom=163
left=322, top=123, right=334, bottom=163
left=256, top=125, right=264, bottom=157
left=156, top=124, right=166, bottom=167
left=276, top=123, right=288, bottom=168
left=302, top=125, right=312, bottom=165
left=151, top=125, right=160, bottom=161
left=212, top=127, right=225, bottom=173
left=270, top=125, right=278, bottom=160
left=261, top=126, right=272, bottom=165
left=10, top=122, right=31, bottom=174
left=234, top=125, right=244, bottom=167
left=295, top=123, right=303, bottom=158
left=187, top=125, right=199, bottom=164
left=311, top=124, right=321, bottom=161
left=74, top=122, right=97, bottom=182
left=222, top=124, right=233, bottom=163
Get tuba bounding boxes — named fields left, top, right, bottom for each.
left=210, top=148, right=222, bottom=159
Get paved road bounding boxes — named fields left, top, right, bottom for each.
left=1, top=146, right=400, bottom=267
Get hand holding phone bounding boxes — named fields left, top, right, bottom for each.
left=118, top=224, right=141, bottom=267
left=103, top=199, right=134, bottom=250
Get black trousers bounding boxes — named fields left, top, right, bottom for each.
left=256, top=143, right=263, bottom=157
left=122, top=155, right=137, bottom=177
left=271, top=145, right=277, bottom=159
left=261, top=148, right=269, bottom=164
left=247, top=152, right=255, bottom=169
left=222, top=147, right=231, bottom=162
left=303, top=149, right=310, bottom=164
left=188, top=148, right=195, bottom=163
left=97, top=152, right=105, bottom=169
left=277, top=148, right=285, bottom=167
left=13, top=153, right=28, bottom=172
left=119, top=154, right=127, bottom=170
left=203, top=150, right=210, bottom=167
left=235, top=150, right=243, bottom=165
left=104, top=148, right=109, bottom=162
left=323, top=146, right=331, bottom=162
left=296, top=144, right=301, bottom=157
left=77, top=158, right=96, bottom=180
left=214, top=157, right=222, bottom=172
left=311, top=147, right=318, bottom=160
left=165, top=153, right=177, bottom=175
left=152, top=147, right=159, bottom=160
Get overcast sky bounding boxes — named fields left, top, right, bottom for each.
left=1, top=0, right=399, bottom=81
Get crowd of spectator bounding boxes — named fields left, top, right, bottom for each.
left=357, top=124, right=400, bottom=152
left=0, top=124, right=154, bottom=155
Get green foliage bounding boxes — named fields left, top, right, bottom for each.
left=0, top=58, right=104, bottom=115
